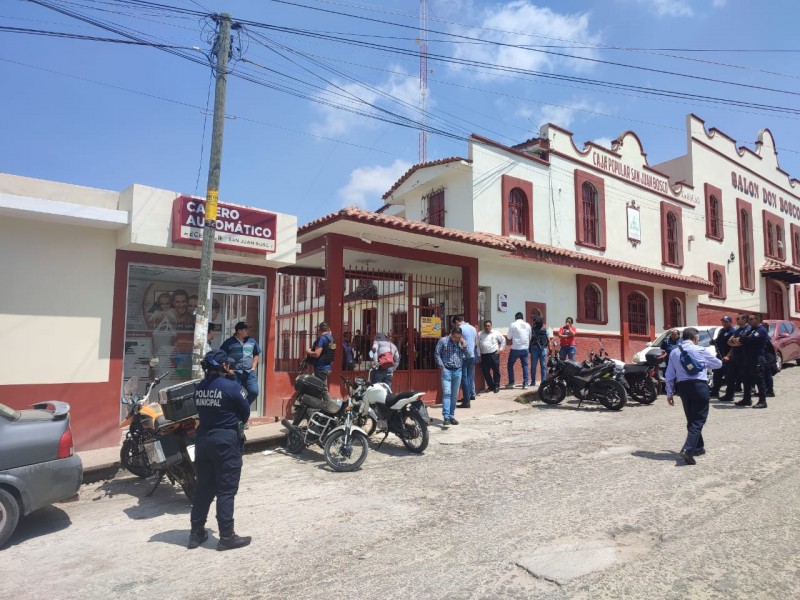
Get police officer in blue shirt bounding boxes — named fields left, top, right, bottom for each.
left=710, top=316, right=736, bottom=398
left=188, top=350, right=252, bottom=551
left=730, top=313, right=769, bottom=409
left=665, top=328, right=722, bottom=465
left=307, top=322, right=336, bottom=382
left=720, top=313, right=750, bottom=401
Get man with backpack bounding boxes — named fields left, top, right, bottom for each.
left=529, top=318, right=552, bottom=388
left=369, top=332, right=400, bottom=389
left=306, top=322, right=336, bottom=383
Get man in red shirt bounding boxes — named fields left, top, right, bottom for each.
left=556, top=317, right=577, bottom=361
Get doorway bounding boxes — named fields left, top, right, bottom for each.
left=767, top=280, right=786, bottom=320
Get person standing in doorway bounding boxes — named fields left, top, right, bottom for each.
left=435, top=326, right=467, bottom=428
left=188, top=350, right=251, bottom=551
left=307, top=322, right=336, bottom=383
left=665, top=328, right=722, bottom=465
left=369, top=332, right=400, bottom=389
left=506, top=312, right=531, bottom=389
left=556, top=317, right=577, bottom=361
left=478, top=320, right=505, bottom=393
left=452, top=315, right=477, bottom=408
left=220, top=322, right=261, bottom=407
left=529, top=318, right=552, bottom=388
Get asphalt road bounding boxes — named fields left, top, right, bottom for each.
left=4, top=367, right=800, bottom=600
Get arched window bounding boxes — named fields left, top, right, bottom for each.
left=584, top=284, right=602, bottom=322
left=581, top=182, right=600, bottom=246
left=776, top=225, right=785, bottom=260
left=767, top=221, right=775, bottom=257
left=794, top=230, right=800, bottom=265
left=281, top=277, right=292, bottom=305
left=741, top=208, right=753, bottom=289
left=712, top=270, right=723, bottom=298
left=708, top=196, right=721, bottom=238
left=627, top=292, right=648, bottom=335
left=508, top=188, right=528, bottom=237
left=666, top=212, right=680, bottom=265
left=669, top=297, right=684, bottom=328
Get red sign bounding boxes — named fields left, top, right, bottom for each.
left=171, top=196, right=277, bottom=254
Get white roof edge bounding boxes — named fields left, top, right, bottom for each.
left=0, top=192, right=129, bottom=229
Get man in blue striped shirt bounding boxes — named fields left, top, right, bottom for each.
left=435, top=326, right=468, bottom=428
left=665, top=327, right=722, bottom=465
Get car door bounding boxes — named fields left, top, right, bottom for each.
left=780, top=321, right=800, bottom=362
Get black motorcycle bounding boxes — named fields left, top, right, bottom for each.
left=586, top=342, right=658, bottom=404
left=538, top=342, right=627, bottom=410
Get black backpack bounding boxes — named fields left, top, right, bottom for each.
left=531, top=327, right=549, bottom=350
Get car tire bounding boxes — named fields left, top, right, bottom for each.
left=0, top=487, right=21, bottom=549
left=775, top=351, right=783, bottom=373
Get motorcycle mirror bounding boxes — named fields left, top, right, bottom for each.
left=149, top=357, right=160, bottom=367
left=121, top=396, right=131, bottom=405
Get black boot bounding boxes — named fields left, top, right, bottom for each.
left=187, top=526, right=208, bottom=549
left=217, top=528, right=251, bottom=551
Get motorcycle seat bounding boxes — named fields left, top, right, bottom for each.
left=384, top=390, right=419, bottom=407
left=623, top=364, right=650, bottom=374
left=577, top=363, right=608, bottom=376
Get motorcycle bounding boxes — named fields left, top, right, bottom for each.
left=586, top=341, right=658, bottom=404
left=282, top=368, right=370, bottom=472
left=345, top=371, right=429, bottom=454
left=119, top=359, right=198, bottom=501
left=538, top=341, right=627, bottom=410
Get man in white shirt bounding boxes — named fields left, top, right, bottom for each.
left=478, top=320, right=506, bottom=393
left=506, top=312, right=532, bottom=389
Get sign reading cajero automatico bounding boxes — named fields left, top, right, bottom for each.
left=171, top=195, right=277, bottom=254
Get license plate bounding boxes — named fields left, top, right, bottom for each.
left=187, top=444, right=196, bottom=462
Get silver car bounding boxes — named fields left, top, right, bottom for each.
left=0, top=401, right=83, bottom=548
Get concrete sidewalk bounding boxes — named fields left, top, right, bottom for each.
left=79, top=385, right=535, bottom=482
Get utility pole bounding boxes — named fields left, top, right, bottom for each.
left=192, top=13, right=232, bottom=379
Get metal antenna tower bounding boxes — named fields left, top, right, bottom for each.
left=418, top=0, right=428, bottom=163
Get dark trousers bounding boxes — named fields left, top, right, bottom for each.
left=676, top=379, right=710, bottom=455
left=710, top=361, right=728, bottom=394
left=237, top=370, right=259, bottom=406
left=190, top=428, right=243, bottom=534
left=721, top=356, right=743, bottom=399
left=742, top=356, right=766, bottom=403
left=480, top=353, right=500, bottom=390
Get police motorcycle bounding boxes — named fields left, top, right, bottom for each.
left=586, top=340, right=658, bottom=404
left=345, top=369, right=430, bottom=454
left=282, top=360, right=370, bottom=472
left=119, top=358, right=198, bottom=501
left=538, top=340, right=627, bottom=410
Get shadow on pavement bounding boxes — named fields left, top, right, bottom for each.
left=5, top=505, right=72, bottom=548
left=148, top=528, right=201, bottom=547
left=92, top=475, right=192, bottom=520
left=631, top=450, right=680, bottom=462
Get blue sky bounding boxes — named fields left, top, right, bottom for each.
left=3, top=0, right=800, bottom=225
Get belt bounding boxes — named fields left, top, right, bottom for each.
left=444, top=366, right=461, bottom=371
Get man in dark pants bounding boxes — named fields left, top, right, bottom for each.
left=665, top=328, right=722, bottom=465
left=188, top=350, right=252, bottom=551
left=307, top=322, right=335, bottom=383
left=710, top=316, right=735, bottom=398
left=730, top=313, right=769, bottom=408
left=477, top=320, right=505, bottom=393
left=719, top=313, right=750, bottom=402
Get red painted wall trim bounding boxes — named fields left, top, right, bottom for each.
left=662, top=289, right=688, bottom=329
left=736, top=198, right=755, bottom=291
left=791, top=223, right=800, bottom=266
left=660, top=202, right=684, bottom=268
left=762, top=209, right=786, bottom=261
left=704, top=182, right=724, bottom=241
left=574, top=169, right=606, bottom=250
left=618, top=282, right=656, bottom=362
left=501, top=174, right=534, bottom=241
left=576, top=274, right=608, bottom=325
left=707, top=262, right=727, bottom=300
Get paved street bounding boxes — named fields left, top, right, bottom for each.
left=5, top=367, right=800, bottom=600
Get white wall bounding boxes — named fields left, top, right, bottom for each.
left=0, top=218, right=116, bottom=385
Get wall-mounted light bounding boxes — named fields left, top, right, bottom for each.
left=727, top=252, right=736, bottom=265
left=687, top=234, right=695, bottom=242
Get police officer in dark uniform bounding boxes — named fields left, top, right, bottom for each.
left=710, top=316, right=735, bottom=398
left=730, top=313, right=769, bottom=408
left=188, top=350, right=252, bottom=551
left=719, top=313, right=750, bottom=402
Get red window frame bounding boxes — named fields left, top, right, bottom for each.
left=423, top=189, right=445, bottom=227
left=660, top=202, right=683, bottom=268
left=581, top=182, right=599, bottom=246
left=663, top=289, right=687, bottom=329
left=707, top=262, right=727, bottom=300
left=791, top=224, right=800, bottom=267
left=796, top=285, right=800, bottom=313
left=297, top=276, right=308, bottom=302
left=508, top=188, right=529, bottom=237
left=281, top=277, right=292, bottom=305
left=763, top=210, right=786, bottom=261
left=314, top=277, right=326, bottom=298
left=574, top=170, right=606, bottom=250
left=501, top=175, right=533, bottom=240
left=627, top=292, right=649, bottom=336
left=737, top=199, right=754, bottom=291
left=704, top=183, right=723, bottom=241
left=576, top=274, right=608, bottom=325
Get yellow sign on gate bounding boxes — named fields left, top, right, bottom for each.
left=420, top=316, right=442, bottom=338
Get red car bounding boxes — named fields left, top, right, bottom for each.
left=764, top=320, right=800, bottom=372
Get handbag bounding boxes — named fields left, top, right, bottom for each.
left=678, top=345, right=703, bottom=374
left=378, top=351, right=394, bottom=370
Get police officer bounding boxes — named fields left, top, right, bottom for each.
left=731, top=313, right=769, bottom=408
left=719, top=313, right=750, bottom=402
left=710, top=316, right=735, bottom=398
left=306, top=322, right=336, bottom=382
left=188, top=350, right=252, bottom=551
left=665, top=327, right=722, bottom=465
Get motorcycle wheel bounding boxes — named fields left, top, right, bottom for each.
left=172, top=452, right=197, bottom=502
left=538, top=379, right=567, bottom=405
left=592, top=380, right=627, bottom=410
left=120, top=438, right=153, bottom=478
left=356, top=414, right=377, bottom=437
left=632, top=379, right=658, bottom=404
left=323, top=430, right=369, bottom=472
left=285, top=409, right=308, bottom=454
left=398, top=410, right=429, bottom=454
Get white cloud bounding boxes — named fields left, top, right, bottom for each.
left=338, top=159, right=412, bottom=208
left=631, top=0, right=694, bottom=17
left=592, top=137, right=614, bottom=149
left=311, top=67, right=421, bottom=138
left=445, top=1, right=603, bottom=80
left=712, top=0, right=727, bottom=7
left=527, top=99, right=607, bottom=129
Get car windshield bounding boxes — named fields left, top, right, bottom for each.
left=766, top=322, right=776, bottom=335
left=0, top=402, right=20, bottom=420
left=651, top=328, right=714, bottom=348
